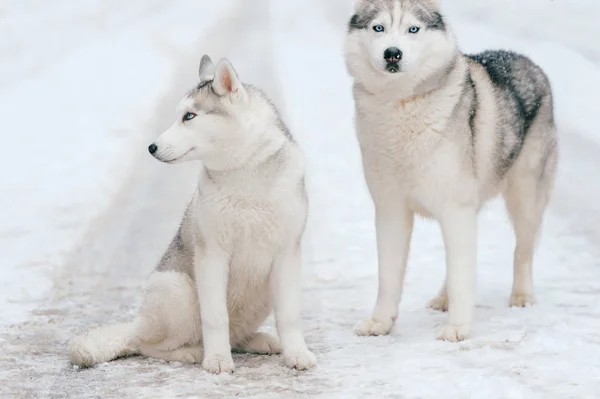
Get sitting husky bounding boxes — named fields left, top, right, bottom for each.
left=344, top=0, right=558, bottom=341
left=69, top=55, right=316, bottom=373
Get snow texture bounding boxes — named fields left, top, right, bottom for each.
left=1, top=0, right=599, bottom=398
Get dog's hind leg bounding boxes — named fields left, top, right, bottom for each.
left=134, top=270, right=203, bottom=352
left=69, top=322, right=139, bottom=367
left=504, top=179, right=549, bottom=307
left=134, top=202, right=203, bottom=358
left=503, top=123, right=557, bottom=307
left=69, top=202, right=200, bottom=368
left=504, top=189, right=542, bottom=306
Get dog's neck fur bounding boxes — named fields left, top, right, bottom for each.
left=413, top=53, right=460, bottom=97
left=202, top=131, right=289, bottom=190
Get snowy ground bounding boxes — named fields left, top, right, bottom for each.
left=1, top=0, right=600, bottom=398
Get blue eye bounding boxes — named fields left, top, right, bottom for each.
left=182, top=112, right=197, bottom=122
left=408, top=26, right=420, bottom=34
left=373, top=25, right=385, bottom=32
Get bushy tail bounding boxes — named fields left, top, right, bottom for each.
left=69, top=322, right=139, bottom=367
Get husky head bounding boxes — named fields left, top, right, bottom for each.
left=344, top=0, right=457, bottom=94
left=149, top=55, right=286, bottom=171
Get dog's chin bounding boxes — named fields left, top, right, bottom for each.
left=385, top=62, right=402, bottom=74
left=368, top=59, right=404, bottom=76
left=153, top=148, right=196, bottom=164
left=163, top=157, right=186, bottom=165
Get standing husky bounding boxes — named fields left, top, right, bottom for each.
left=69, top=55, right=316, bottom=373
left=344, top=0, right=558, bottom=341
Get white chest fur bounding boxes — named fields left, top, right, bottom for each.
left=353, top=75, right=476, bottom=216
left=194, top=168, right=306, bottom=271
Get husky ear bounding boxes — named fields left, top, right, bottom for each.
left=212, top=59, right=247, bottom=101
left=198, top=54, right=215, bottom=82
left=353, top=0, right=366, bottom=9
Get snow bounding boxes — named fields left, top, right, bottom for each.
left=1, top=0, right=600, bottom=397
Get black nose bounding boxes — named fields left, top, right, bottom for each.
left=384, top=47, right=402, bottom=63
left=148, top=143, right=158, bottom=154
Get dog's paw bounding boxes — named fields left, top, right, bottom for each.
left=170, top=346, right=204, bottom=364
left=355, top=318, right=393, bottom=336
left=283, top=349, right=316, bottom=370
left=509, top=293, right=537, bottom=308
left=202, top=353, right=235, bottom=374
left=241, top=332, right=281, bottom=355
left=428, top=294, right=449, bottom=312
left=437, top=324, right=471, bottom=342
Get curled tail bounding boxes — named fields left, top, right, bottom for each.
left=69, top=322, right=139, bottom=367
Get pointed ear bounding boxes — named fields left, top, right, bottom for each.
left=198, top=54, right=214, bottom=82
left=353, top=0, right=366, bottom=10
left=212, top=58, right=247, bottom=101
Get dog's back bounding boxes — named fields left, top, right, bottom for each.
left=465, top=50, right=556, bottom=182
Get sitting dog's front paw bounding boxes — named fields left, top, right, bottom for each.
left=202, top=353, right=235, bottom=374
left=437, top=324, right=471, bottom=342
left=283, top=349, right=316, bottom=370
left=355, top=318, right=393, bottom=336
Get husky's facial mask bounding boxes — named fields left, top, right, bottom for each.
left=346, top=0, right=454, bottom=76
left=148, top=55, right=275, bottom=171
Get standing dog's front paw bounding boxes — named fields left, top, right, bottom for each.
left=355, top=318, right=393, bottom=336
left=437, top=324, right=471, bottom=342
left=202, top=353, right=235, bottom=374
left=283, top=349, right=316, bottom=370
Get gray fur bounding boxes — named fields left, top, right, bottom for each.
left=348, top=0, right=445, bottom=32
left=461, top=69, right=478, bottom=165
left=155, top=199, right=196, bottom=277
left=348, top=3, right=380, bottom=31
left=198, top=54, right=214, bottom=82
left=187, top=83, right=228, bottom=116
left=465, top=50, right=554, bottom=178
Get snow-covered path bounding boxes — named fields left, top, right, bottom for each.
left=1, top=0, right=600, bottom=398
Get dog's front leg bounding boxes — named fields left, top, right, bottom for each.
left=195, top=247, right=233, bottom=373
left=271, top=245, right=316, bottom=370
left=437, top=207, right=477, bottom=342
left=356, top=202, right=414, bottom=336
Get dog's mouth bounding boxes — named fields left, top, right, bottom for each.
left=160, top=148, right=195, bottom=164
left=385, top=62, right=401, bottom=73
